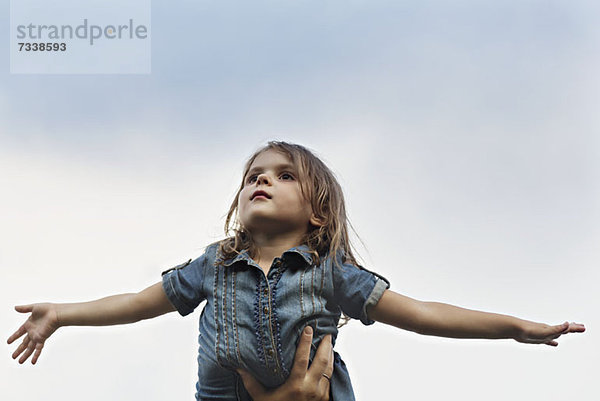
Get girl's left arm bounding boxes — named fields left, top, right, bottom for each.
left=368, top=289, right=585, bottom=346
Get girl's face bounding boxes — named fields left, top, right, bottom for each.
left=238, top=149, right=320, bottom=237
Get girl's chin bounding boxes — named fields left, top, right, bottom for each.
left=243, top=218, right=306, bottom=234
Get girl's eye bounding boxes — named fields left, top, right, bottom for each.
left=245, top=172, right=294, bottom=184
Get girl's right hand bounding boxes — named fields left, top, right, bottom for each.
left=7, top=303, right=60, bottom=364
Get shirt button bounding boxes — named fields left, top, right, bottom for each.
left=267, top=349, right=274, bottom=357
left=272, top=368, right=277, bottom=374
left=263, top=306, right=269, bottom=314
left=263, top=288, right=269, bottom=296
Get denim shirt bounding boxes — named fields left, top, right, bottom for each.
left=161, top=242, right=390, bottom=401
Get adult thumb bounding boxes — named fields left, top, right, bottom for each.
left=15, top=305, right=33, bottom=313
left=237, top=369, right=267, bottom=398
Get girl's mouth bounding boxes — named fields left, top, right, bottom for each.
left=251, top=190, right=271, bottom=200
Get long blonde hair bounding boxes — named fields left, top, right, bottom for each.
left=218, top=141, right=361, bottom=268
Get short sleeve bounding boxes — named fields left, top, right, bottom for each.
left=332, top=256, right=390, bottom=325
left=161, top=250, right=211, bottom=317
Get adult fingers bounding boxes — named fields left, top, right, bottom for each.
left=316, top=336, right=333, bottom=399
left=289, top=326, right=313, bottom=380
left=237, top=369, right=267, bottom=399
left=319, top=375, right=331, bottom=401
left=7, top=325, right=27, bottom=345
left=308, top=334, right=332, bottom=380
left=324, top=338, right=334, bottom=377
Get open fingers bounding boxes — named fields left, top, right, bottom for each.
left=12, top=334, right=30, bottom=360
left=31, top=342, right=44, bottom=365
left=543, top=322, right=586, bottom=346
left=549, top=322, right=586, bottom=340
left=7, top=325, right=27, bottom=345
left=554, top=321, right=586, bottom=334
left=19, top=340, right=36, bottom=364
left=564, top=322, right=586, bottom=333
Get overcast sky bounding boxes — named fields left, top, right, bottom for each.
left=1, top=1, right=598, bottom=400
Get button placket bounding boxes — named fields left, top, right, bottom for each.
left=259, top=276, right=277, bottom=373
left=263, top=258, right=284, bottom=375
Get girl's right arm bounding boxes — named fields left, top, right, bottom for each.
left=7, top=282, right=176, bottom=365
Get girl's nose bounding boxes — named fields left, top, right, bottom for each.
left=256, top=173, right=271, bottom=185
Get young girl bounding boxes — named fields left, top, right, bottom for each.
left=8, top=141, right=585, bottom=400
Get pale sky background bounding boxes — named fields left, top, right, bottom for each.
left=1, top=1, right=598, bottom=400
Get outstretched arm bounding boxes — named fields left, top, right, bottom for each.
left=55, top=281, right=176, bottom=326
left=368, top=289, right=585, bottom=346
left=7, top=282, right=176, bottom=364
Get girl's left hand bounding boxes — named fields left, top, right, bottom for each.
left=515, top=321, right=586, bottom=346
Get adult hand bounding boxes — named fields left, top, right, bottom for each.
left=237, top=326, right=333, bottom=401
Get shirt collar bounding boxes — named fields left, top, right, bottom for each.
left=222, top=244, right=314, bottom=267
